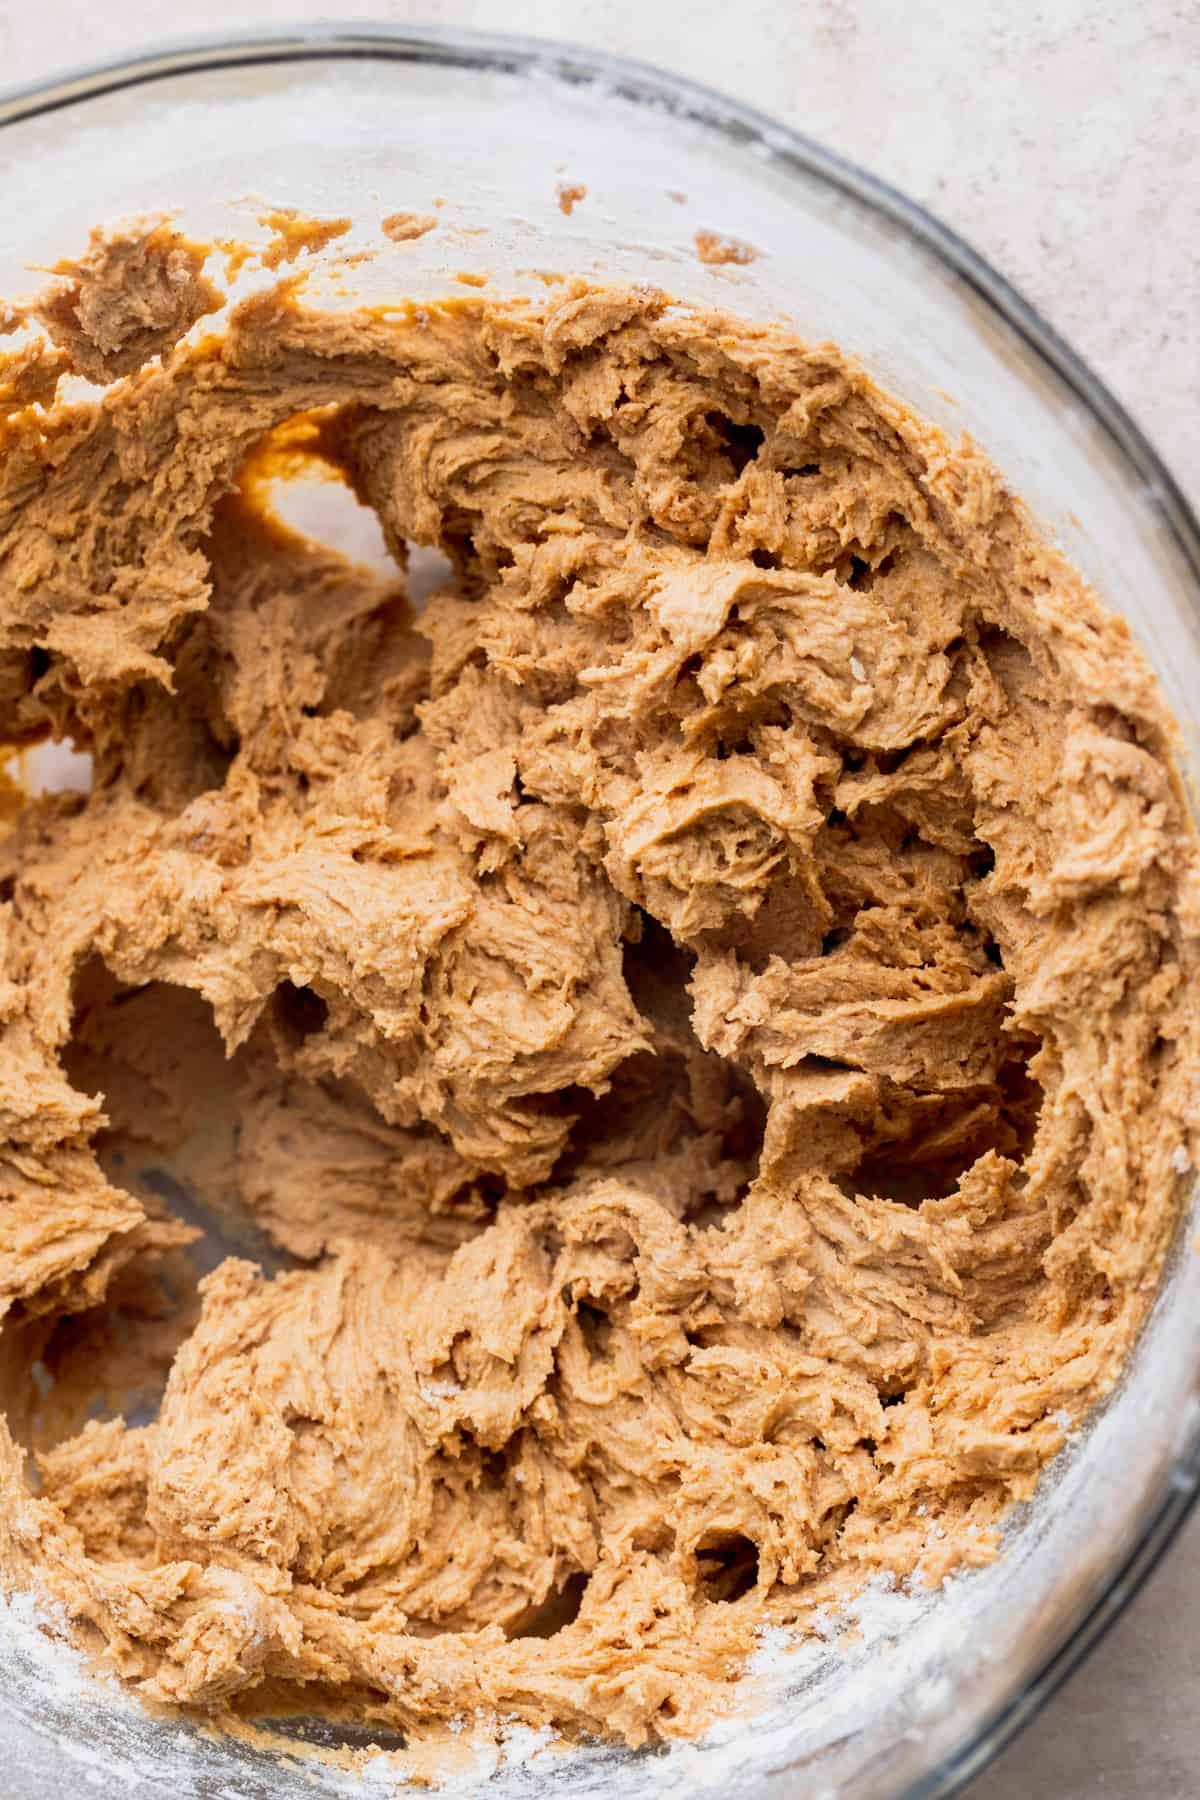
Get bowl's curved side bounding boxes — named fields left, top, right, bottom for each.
left=0, top=28, right=1197, bottom=1800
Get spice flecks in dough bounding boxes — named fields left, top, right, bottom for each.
left=0, top=249, right=1195, bottom=1760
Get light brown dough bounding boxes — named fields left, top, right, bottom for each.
left=31, top=217, right=223, bottom=383
left=0, top=235, right=1196, bottom=1759
left=382, top=212, right=438, bottom=243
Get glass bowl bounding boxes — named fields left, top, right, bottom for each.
left=1, top=25, right=1198, bottom=1800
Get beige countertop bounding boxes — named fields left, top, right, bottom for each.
left=3, top=3, right=1197, bottom=1794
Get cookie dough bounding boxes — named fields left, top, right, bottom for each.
left=0, top=229, right=1196, bottom=1757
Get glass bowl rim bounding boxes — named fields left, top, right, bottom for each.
left=0, top=23, right=1198, bottom=1800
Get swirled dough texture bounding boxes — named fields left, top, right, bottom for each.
left=0, top=238, right=1197, bottom=1758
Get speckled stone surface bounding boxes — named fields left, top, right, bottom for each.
left=2, top=5, right=1198, bottom=1796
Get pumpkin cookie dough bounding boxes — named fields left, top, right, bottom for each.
left=0, top=226, right=1196, bottom=1759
